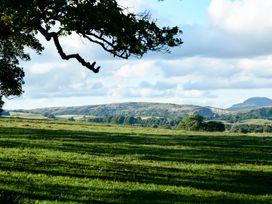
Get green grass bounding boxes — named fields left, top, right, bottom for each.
left=0, top=117, right=271, bottom=203
left=238, top=119, right=272, bottom=125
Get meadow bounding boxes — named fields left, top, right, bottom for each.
left=0, top=117, right=271, bottom=203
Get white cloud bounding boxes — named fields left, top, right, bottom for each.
left=184, top=90, right=205, bottom=98
left=209, top=0, right=272, bottom=34
left=59, top=33, right=90, bottom=51
left=117, top=0, right=145, bottom=13
left=160, top=58, right=240, bottom=78
left=28, top=63, right=67, bottom=74
left=159, top=55, right=272, bottom=91
left=114, top=60, right=158, bottom=79
left=238, top=56, right=272, bottom=78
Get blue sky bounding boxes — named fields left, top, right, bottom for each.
left=4, top=0, right=272, bottom=109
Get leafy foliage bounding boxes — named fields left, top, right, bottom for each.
left=204, top=121, right=225, bottom=132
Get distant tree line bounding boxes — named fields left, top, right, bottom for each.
left=215, top=107, right=272, bottom=123
left=0, top=110, right=10, bottom=116
left=83, top=115, right=182, bottom=129
left=227, top=124, right=272, bottom=133
left=82, top=114, right=226, bottom=132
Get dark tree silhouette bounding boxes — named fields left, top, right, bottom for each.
left=0, top=0, right=182, bottom=112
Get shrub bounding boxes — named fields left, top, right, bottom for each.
left=204, top=121, right=225, bottom=132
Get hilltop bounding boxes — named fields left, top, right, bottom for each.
left=228, top=97, right=272, bottom=111
left=13, top=102, right=228, bottom=118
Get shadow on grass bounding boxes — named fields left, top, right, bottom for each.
left=0, top=126, right=271, bottom=203
left=0, top=183, right=269, bottom=204
left=0, top=127, right=271, bottom=165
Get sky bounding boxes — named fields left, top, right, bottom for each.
left=4, top=0, right=272, bottom=110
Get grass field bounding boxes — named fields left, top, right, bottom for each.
left=238, top=119, right=272, bottom=125
left=0, top=117, right=271, bottom=203
left=9, top=112, right=47, bottom=119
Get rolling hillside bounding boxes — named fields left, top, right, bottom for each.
left=12, top=102, right=229, bottom=118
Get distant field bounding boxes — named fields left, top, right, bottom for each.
left=56, top=114, right=95, bottom=120
left=238, top=119, right=272, bottom=125
left=0, top=117, right=271, bottom=203
left=9, top=112, right=47, bottom=119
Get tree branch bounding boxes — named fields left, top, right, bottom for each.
left=83, top=33, right=130, bottom=59
left=37, top=25, right=100, bottom=73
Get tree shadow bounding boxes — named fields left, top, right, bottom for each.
left=0, top=126, right=271, bottom=203
left=0, top=127, right=271, bottom=165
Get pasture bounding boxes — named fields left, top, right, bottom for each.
left=0, top=118, right=271, bottom=203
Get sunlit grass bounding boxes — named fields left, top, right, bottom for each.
left=0, top=117, right=271, bottom=203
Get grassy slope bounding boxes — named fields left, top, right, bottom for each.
left=238, top=119, right=272, bottom=125
left=9, top=112, right=47, bottom=119
left=0, top=118, right=271, bottom=204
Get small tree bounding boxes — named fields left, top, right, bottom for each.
left=67, top=116, right=75, bottom=121
left=177, top=114, right=204, bottom=131
left=43, top=112, right=56, bottom=119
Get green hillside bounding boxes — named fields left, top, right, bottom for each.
left=217, top=107, right=272, bottom=122
left=11, top=102, right=228, bottom=118
left=0, top=118, right=271, bottom=203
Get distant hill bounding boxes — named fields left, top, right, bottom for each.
left=216, top=106, right=272, bottom=123
left=236, top=107, right=272, bottom=120
left=13, top=102, right=228, bottom=118
left=228, top=97, right=272, bottom=111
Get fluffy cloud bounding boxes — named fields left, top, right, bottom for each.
left=114, top=60, right=160, bottom=79
left=158, top=55, right=272, bottom=91
left=27, top=62, right=67, bottom=74
left=209, top=0, right=272, bottom=34
left=117, top=0, right=145, bottom=12
left=22, top=54, right=272, bottom=101
left=159, top=57, right=240, bottom=77
left=184, top=90, right=206, bottom=98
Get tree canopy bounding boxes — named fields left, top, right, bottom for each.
left=177, top=114, right=205, bottom=131
left=0, top=0, right=182, bottom=111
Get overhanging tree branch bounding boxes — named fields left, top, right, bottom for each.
left=37, top=25, right=100, bottom=73
left=0, top=0, right=182, bottom=107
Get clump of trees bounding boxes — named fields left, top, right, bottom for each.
left=67, top=117, right=75, bottom=122
left=204, top=121, right=226, bottom=132
left=43, top=112, right=56, bottom=119
left=214, top=107, right=272, bottom=123
left=177, top=114, right=225, bottom=132
left=229, top=124, right=272, bottom=133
